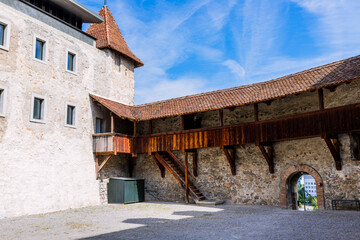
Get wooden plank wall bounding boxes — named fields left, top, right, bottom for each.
left=93, top=134, right=114, bottom=153
left=113, top=135, right=132, bottom=154
left=134, top=103, right=360, bottom=154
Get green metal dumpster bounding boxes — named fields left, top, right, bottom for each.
left=108, top=177, right=145, bottom=204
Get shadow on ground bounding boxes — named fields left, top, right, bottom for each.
left=78, top=204, right=360, bottom=240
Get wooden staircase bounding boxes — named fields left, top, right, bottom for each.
left=152, top=151, right=206, bottom=202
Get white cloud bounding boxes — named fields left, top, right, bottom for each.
left=135, top=77, right=211, bottom=104
left=291, top=0, right=360, bottom=53
left=222, top=60, right=246, bottom=80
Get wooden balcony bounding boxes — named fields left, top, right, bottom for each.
left=93, top=133, right=133, bottom=155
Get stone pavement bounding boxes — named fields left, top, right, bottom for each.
left=0, top=202, right=359, bottom=240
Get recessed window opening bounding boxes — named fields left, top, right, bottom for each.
left=0, top=24, right=5, bottom=46
left=96, top=118, right=103, bottom=133
left=296, top=174, right=317, bottom=211
left=66, top=104, right=76, bottom=126
left=35, top=38, right=46, bottom=60
left=0, top=18, right=10, bottom=51
left=67, top=52, right=76, bottom=72
left=0, top=89, right=5, bottom=116
left=33, top=97, right=45, bottom=120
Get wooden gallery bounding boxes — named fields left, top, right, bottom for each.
left=92, top=55, right=360, bottom=210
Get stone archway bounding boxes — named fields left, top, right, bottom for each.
left=280, top=164, right=325, bottom=210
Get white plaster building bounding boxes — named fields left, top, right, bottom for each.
left=0, top=0, right=142, bottom=218
left=298, top=175, right=317, bottom=197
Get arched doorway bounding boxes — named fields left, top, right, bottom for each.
left=280, top=164, right=325, bottom=210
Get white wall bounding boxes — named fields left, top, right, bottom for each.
left=0, top=0, right=135, bottom=218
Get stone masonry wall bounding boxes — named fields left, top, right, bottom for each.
left=134, top=80, right=360, bottom=209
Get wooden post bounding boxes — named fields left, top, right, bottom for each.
left=219, top=109, right=224, bottom=126
left=133, top=121, right=137, bottom=137
left=185, top=152, right=189, bottom=203
left=149, top=119, right=152, bottom=134
left=254, top=103, right=259, bottom=121
left=193, top=151, right=198, bottom=177
left=110, top=112, right=114, bottom=134
left=318, top=89, right=324, bottom=110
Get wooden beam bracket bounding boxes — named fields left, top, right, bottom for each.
left=222, top=146, right=236, bottom=175
left=257, top=143, right=274, bottom=174
left=96, top=154, right=114, bottom=179
left=323, top=136, right=342, bottom=170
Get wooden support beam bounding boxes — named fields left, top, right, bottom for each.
left=254, top=103, right=259, bottom=121
left=324, top=137, right=342, bottom=170
left=149, top=120, right=152, bottom=134
left=192, top=150, right=198, bottom=177
left=151, top=153, right=165, bottom=178
left=185, top=152, right=189, bottom=203
left=318, top=89, right=324, bottom=110
left=258, top=144, right=274, bottom=174
left=219, top=109, right=224, bottom=126
left=97, top=155, right=114, bottom=173
left=223, top=147, right=236, bottom=175
left=133, top=121, right=137, bottom=137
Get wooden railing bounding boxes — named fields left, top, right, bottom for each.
left=93, top=133, right=132, bottom=154
left=93, top=103, right=360, bottom=155
left=134, top=103, right=360, bottom=154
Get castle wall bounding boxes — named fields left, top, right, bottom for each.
left=0, top=1, right=134, bottom=218
left=134, top=80, right=360, bottom=209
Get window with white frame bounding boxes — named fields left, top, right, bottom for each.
left=31, top=95, right=46, bottom=123
left=66, top=50, right=77, bottom=73
left=0, top=88, right=6, bottom=117
left=0, top=18, right=11, bottom=51
left=65, top=103, right=76, bottom=127
left=33, top=35, right=47, bottom=62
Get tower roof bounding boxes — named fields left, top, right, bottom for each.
left=86, top=6, right=144, bottom=68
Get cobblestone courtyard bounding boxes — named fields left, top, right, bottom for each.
left=1, top=202, right=359, bottom=240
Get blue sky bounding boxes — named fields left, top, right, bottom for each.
left=78, top=0, right=360, bottom=104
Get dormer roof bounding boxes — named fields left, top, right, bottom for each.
left=86, top=6, right=144, bottom=68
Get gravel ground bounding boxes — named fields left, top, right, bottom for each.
left=0, top=202, right=359, bottom=240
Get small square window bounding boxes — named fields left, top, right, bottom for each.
left=65, top=104, right=76, bottom=127
left=0, top=88, right=5, bottom=116
left=96, top=118, right=103, bottom=133
left=31, top=94, right=46, bottom=123
left=35, top=39, right=46, bottom=61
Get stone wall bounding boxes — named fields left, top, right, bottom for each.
left=134, top=80, right=360, bottom=209
left=0, top=1, right=135, bottom=218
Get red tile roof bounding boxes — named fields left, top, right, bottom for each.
left=86, top=6, right=144, bottom=68
left=90, top=55, right=360, bottom=121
